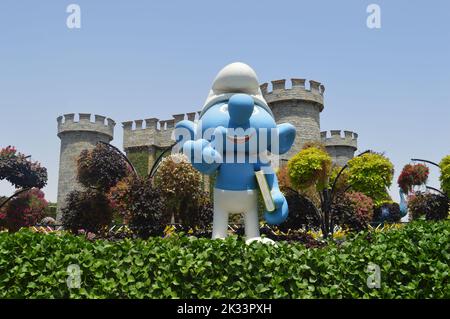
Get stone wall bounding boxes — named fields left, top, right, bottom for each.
left=271, top=100, right=322, bottom=159
left=261, top=78, right=325, bottom=160
left=321, top=130, right=358, bottom=167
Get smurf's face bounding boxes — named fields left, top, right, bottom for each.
left=197, top=94, right=277, bottom=154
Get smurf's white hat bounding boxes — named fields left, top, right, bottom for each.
left=200, top=62, right=273, bottom=118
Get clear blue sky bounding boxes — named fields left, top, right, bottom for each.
left=1, top=0, right=449, bottom=202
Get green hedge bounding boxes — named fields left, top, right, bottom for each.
left=0, top=221, right=448, bottom=298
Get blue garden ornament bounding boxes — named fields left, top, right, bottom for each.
left=174, top=62, right=296, bottom=242
left=399, top=189, right=408, bottom=218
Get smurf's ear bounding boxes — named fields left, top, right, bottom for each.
left=174, top=120, right=196, bottom=145
left=269, top=123, right=296, bottom=155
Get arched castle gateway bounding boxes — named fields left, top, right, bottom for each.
left=56, top=77, right=358, bottom=218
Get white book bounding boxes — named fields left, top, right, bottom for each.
left=255, top=170, right=276, bottom=212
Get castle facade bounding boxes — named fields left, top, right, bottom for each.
left=55, top=77, right=358, bottom=219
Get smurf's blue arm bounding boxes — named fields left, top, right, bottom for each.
left=254, top=162, right=288, bottom=225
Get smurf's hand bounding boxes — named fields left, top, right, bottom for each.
left=182, top=139, right=222, bottom=175
left=264, top=188, right=288, bottom=225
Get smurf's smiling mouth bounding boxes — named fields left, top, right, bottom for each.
left=226, top=133, right=254, bottom=144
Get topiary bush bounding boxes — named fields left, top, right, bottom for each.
left=424, top=195, right=449, bottom=221
left=408, top=192, right=449, bottom=221
left=77, top=143, right=129, bottom=192
left=332, top=192, right=374, bottom=231
left=61, top=143, right=131, bottom=232
left=107, top=176, right=134, bottom=223
left=440, top=155, right=450, bottom=197
left=153, top=153, right=203, bottom=223
left=179, top=191, right=213, bottom=230
left=287, top=146, right=332, bottom=191
left=0, top=188, right=48, bottom=233
left=126, top=177, right=166, bottom=239
left=61, top=190, right=113, bottom=234
left=347, top=152, right=394, bottom=205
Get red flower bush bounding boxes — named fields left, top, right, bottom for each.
left=397, top=164, right=429, bottom=193
left=0, top=146, right=47, bottom=189
left=332, top=191, right=374, bottom=231
left=0, top=188, right=48, bottom=232
left=345, top=192, right=374, bottom=224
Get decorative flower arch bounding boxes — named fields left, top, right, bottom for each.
left=0, top=146, right=47, bottom=209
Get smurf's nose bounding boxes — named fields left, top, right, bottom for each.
left=228, top=94, right=254, bottom=125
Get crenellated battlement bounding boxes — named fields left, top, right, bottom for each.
left=321, top=130, right=358, bottom=149
left=122, top=112, right=201, bottom=149
left=57, top=113, right=115, bottom=139
left=260, top=78, right=325, bottom=111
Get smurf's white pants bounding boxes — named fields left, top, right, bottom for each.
left=212, top=188, right=260, bottom=239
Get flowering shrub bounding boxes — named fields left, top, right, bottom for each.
left=0, top=188, right=48, bottom=232
left=397, top=163, right=429, bottom=193
left=153, top=153, right=202, bottom=198
left=153, top=153, right=205, bottom=223
left=440, top=155, right=450, bottom=197
left=287, top=146, right=332, bottom=191
left=77, top=143, right=129, bottom=192
left=0, top=197, right=6, bottom=229
left=345, top=192, right=374, bottom=225
left=331, top=192, right=374, bottom=231
left=276, top=165, right=291, bottom=191
left=179, top=191, right=213, bottom=229
left=107, top=176, right=134, bottom=223
left=347, top=153, right=394, bottom=205
left=127, top=177, right=166, bottom=239
left=61, top=190, right=113, bottom=234
left=0, top=146, right=47, bottom=189
left=408, top=192, right=449, bottom=221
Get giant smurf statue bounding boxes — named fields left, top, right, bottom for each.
left=175, top=62, right=296, bottom=243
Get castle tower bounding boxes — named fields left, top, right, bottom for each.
left=122, top=113, right=199, bottom=175
left=260, top=79, right=325, bottom=159
left=321, top=130, right=358, bottom=167
left=56, top=113, right=115, bottom=221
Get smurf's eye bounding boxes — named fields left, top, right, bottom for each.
left=220, top=105, right=228, bottom=113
